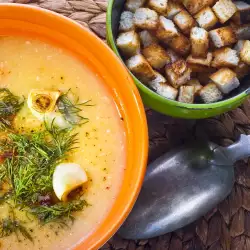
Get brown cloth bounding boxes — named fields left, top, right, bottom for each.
left=5, top=1, right=250, bottom=249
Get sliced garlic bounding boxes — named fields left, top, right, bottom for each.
left=53, top=163, right=88, bottom=201
left=27, top=89, right=61, bottom=121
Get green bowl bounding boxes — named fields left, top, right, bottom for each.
left=106, top=0, right=250, bottom=119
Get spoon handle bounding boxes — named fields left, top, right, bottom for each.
left=222, top=134, right=250, bottom=163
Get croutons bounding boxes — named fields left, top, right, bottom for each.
left=142, top=43, right=171, bottom=69
left=148, top=0, right=168, bottom=14
left=194, top=7, right=218, bottom=30
left=165, top=1, right=183, bottom=19
left=116, top=30, right=140, bottom=57
left=149, top=72, right=178, bottom=99
left=178, top=86, right=195, bottom=103
left=188, top=64, right=214, bottom=73
left=119, top=11, right=135, bottom=32
left=234, top=40, right=244, bottom=55
left=139, top=30, right=158, bottom=48
left=190, top=27, right=209, bottom=57
left=186, top=79, right=203, bottom=93
left=211, top=47, right=239, bottom=68
left=234, top=62, right=250, bottom=79
left=232, top=1, right=250, bottom=25
left=187, top=52, right=213, bottom=67
left=156, top=16, right=179, bottom=41
left=210, top=68, right=240, bottom=94
left=125, top=0, right=146, bottom=12
left=166, top=48, right=181, bottom=63
left=167, top=33, right=191, bottom=56
left=173, top=10, right=197, bottom=35
left=182, top=0, right=215, bottom=15
left=212, top=0, right=237, bottom=23
left=148, top=71, right=167, bottom=89
left=199, top=83, right=223, bottom=103
left=165, top=59, right=191, bottom=88
left=134, top=8, right=159, bottom=30
left=126, top=54, right=156, bottom=83
left=240, top=40, right=250, bottom=65
left=209, top=26, right=237, bottom=48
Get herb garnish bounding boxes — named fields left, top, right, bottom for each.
left=57, top=89, right=92, bottom=126
left=0, top=88, right=23, bottom=130
left=0, top=88, right=91, bottom=242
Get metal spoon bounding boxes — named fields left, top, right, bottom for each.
left=118, top=134, right=250, bottom=240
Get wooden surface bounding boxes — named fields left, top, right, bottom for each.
left=3, top=0, right=250, bottom=249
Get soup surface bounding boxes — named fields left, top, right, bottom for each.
left=0, top=36, right=125, bottom=250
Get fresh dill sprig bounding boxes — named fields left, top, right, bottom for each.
left=57, top=89, right=92, bottom=126
left=3, top=122, right=79, bottom=204
left=0, top=88, right=24, bottom=130
left=31, top=200, right=87, bottom=224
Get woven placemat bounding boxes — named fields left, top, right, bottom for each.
left=4, top=1, right=250, bottom=249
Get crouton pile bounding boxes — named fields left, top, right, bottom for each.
left=116, top=0, right=250, bottom=104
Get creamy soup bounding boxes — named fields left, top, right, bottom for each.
left=0, top=36, right=125, bottom=250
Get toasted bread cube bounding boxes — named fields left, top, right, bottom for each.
left=126, top=54, right=156, bottom=83
left=173, top=10, right=197, bottom=35
left=165, top=59, right=191, bottom=88
left=116, top=31, right=140, bottom=57
left=195, top=7, right=218, bottom=30
left=156, top=16, right=179, bottom=41
left=156, top=83, right=179, bottom=100
left=232, top=1, right=250, bottom=25
left=178, top=86, right=195, bottom=103
left=139, top=30, right=158, bottom=48
left=190, top=27, right=209, bottom=57
left=142, top=43, right=171, bottom=69
left=166, top=48, right=181, bottom=63
left=148, top=0, right=168, bottom=14
left=187, top=53, right=213, bottom=67
left=125, top=0, right=146, bottom=12
left=232, top=24, right=250, bottom=40
left=234, top=40, right=244, bottom=55
left=167, top=33, right=191, bottom=56
left=212, top=47, right=239, bottom=68
left=240, top=40, right=250, bottom=65
left=209, top=26, right=237, bottom=48
left=134, top=8, right=159, bottom=30
left=199, top=83, right=223, bottom=103
left=234, top=62, right=250, bottom=79
left=210, top=68, right=240, bottom=94
left=149, top=72, right=178, bottom=99
left=182, top=0, right=215, bottom=15
left=119, top=11, right=135, bottom=32
left=212, top=0, right=237, bottom=23
left=165, top=1, right=183, bottom=19
left=188, top=64, right=215, bottom=73
left=149, top=72, right=167, bottom=89
left=186, top=79, right=203, bottom=93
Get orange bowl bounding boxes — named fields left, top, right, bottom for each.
left=0, top=4, right=148, bottom=250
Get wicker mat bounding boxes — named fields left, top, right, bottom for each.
left=4, top=0, right=250, bottom=249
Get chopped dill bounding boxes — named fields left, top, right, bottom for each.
left=31, top=200, right=87, bottom=224
left=0, top=88, right=91, bottom=242
left=0, top=88, right=24, bottom=130
left=57, top=89, right=92, bottom=126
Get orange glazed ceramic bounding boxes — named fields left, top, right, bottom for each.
left=0, top=4, right=148, bottom=250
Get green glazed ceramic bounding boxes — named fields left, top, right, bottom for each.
left=106, top=0, right=250, bottom=119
